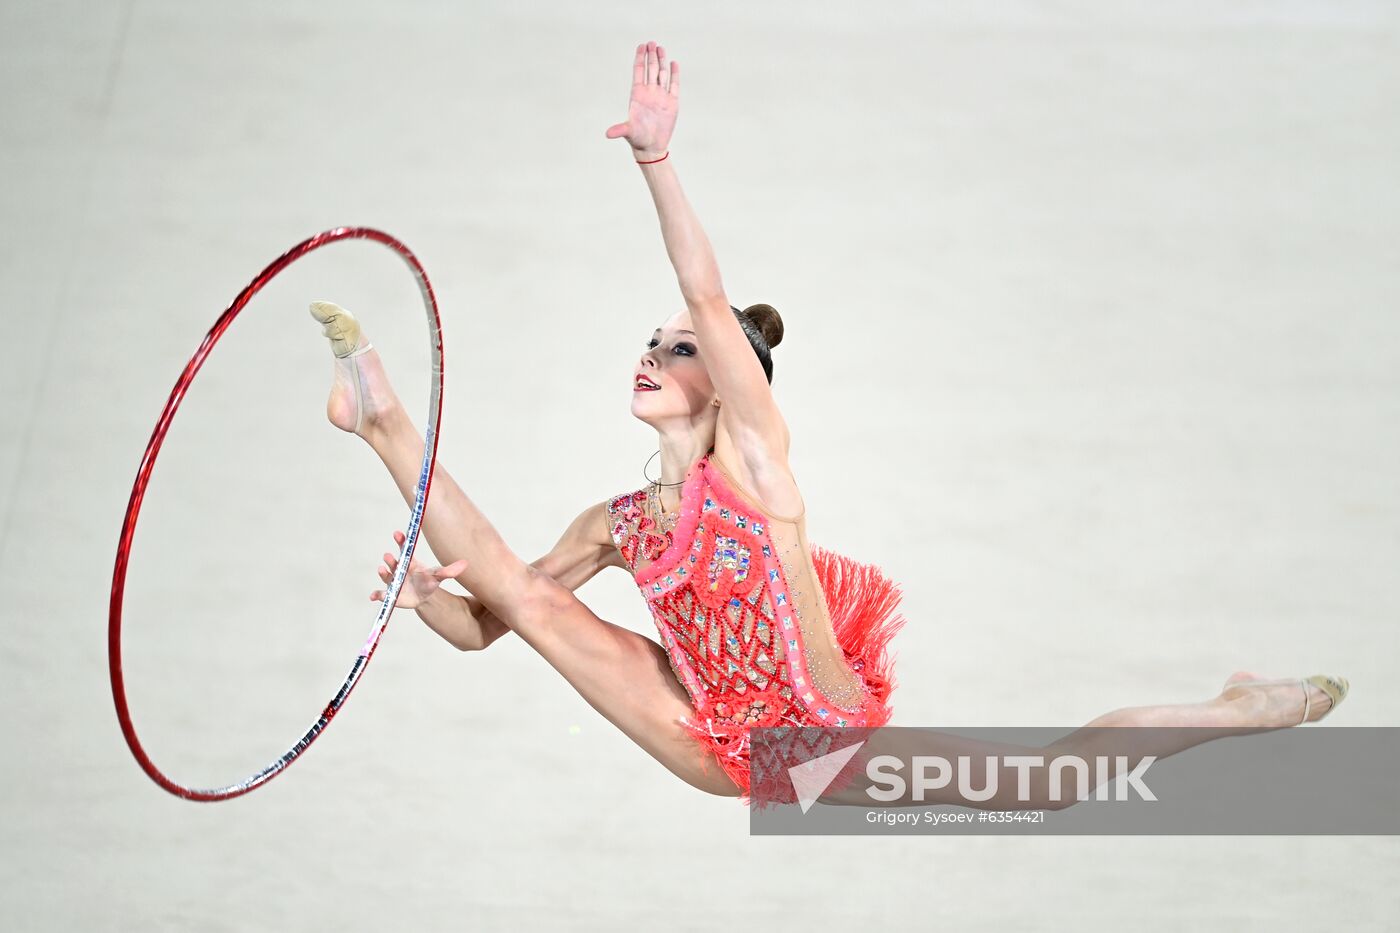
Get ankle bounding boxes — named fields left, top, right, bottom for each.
left=1213, top=688, right=1290, bottom=732
left=362, top=404, right=415, bottom=447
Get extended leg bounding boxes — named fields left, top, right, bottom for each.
left=821, top=672, right=1336, bottom=810
left=357, top=403, right=536, bottom=619
left=311, top=312, right=738, bottom=793
left=313, top=308, right=536, bottom=620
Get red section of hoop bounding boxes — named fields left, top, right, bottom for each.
left=107, top=226, right=443, bottom=801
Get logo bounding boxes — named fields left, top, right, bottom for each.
left=787, top=740, right=866, bottom=813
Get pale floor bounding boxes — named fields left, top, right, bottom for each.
left=1, top=1, right=1397, bottom=930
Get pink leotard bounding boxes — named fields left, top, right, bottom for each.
left=606, top=449, right=905, bottom=805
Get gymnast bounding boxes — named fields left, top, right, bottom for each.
left=308, top=41, right=1346, bottom=808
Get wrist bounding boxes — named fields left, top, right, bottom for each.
left=634, top=148, right=669, bottom=164
left=413, top=588, right=446, bottom=613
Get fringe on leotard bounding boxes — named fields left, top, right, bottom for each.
left=680, top=545, right=907, bottom=809
left=809, top=543, right=907, bottom=725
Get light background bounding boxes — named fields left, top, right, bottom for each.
left=2, top=0, right=1396, bottom=929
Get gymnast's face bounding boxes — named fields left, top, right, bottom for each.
left=631, top=309, right=717, bottom=423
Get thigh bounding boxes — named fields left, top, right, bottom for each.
left=516, top=572, right=742, bottom=798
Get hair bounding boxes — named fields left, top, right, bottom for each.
left=729, top=303, right=785, bottom=383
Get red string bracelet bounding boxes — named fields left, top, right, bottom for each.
left=636, top=151, right=669, bottom=164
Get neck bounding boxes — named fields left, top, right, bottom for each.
left=654, top=430, right=715, bottom=487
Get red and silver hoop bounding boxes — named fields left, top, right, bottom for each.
left=108, top=226, right=444, bottom=801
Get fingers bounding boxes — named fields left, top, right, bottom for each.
left=379, top=549, right=423, bottom=580
left=634, top=40, right=674, bottom=89
left=379, top=530, right=467, bottom=581
left=370, top=530, right=465, bottom=609
left=393, top=530, right=413, bottom=562
left=378, top=530, right=412, bottom=580
left=436, top=558, right=469, bottom=579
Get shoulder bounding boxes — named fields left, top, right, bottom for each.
left=551, top=496, right=634, bottom=560
left=532, top=495, right=641, bottom=580
left=598, top=487, right=648, bottom=569
left=602, top=486, right=648, bottom=529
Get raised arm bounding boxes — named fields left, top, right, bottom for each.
left=605, top=41, right=788, bottom=457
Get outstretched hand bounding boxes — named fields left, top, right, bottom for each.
left=369, top=529, right=468, bottom=610
left=604, top=40, right=679, bottom=159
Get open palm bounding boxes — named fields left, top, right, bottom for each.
left=369, top=529, right=467, bottom=610
left=604, top=40, right=679, bottom=156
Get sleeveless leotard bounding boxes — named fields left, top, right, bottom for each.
left=606, top=449, right=906, bottom=805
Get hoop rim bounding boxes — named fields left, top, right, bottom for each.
left=107, top=226, right=445, bottom=801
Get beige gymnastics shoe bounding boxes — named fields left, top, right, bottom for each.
left=309, top=300, right=375, bottom=435
left=310, top=300, right=374, bottom=359
left=1224, top=674, right=1350, bottom=726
